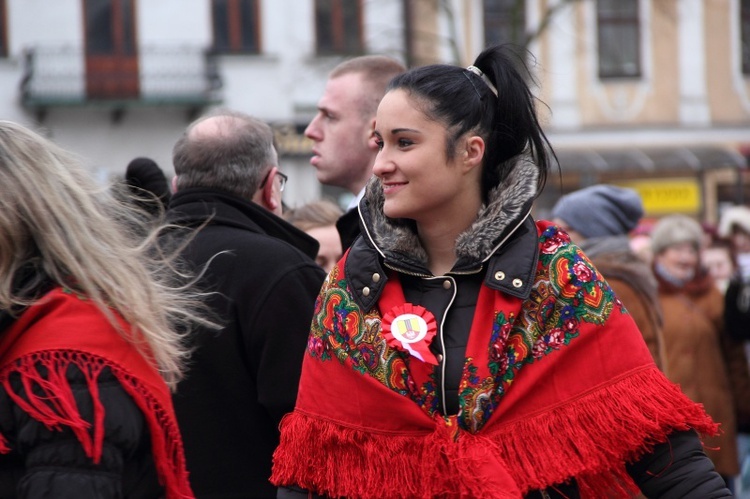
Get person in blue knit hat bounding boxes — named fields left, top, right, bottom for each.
left=551, top=184, right=644, bottom=241
left=552, top=184, right=666, bottom=370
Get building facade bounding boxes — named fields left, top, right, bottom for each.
left=459, top=0, right=750, bottom=222
left=0, top=0, right=748, bottom=220
left=0, top=0, right=407, bottom=205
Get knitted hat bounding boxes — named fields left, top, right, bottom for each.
left=717, top=205, right=750, bottom=238
left=551, top=185, right=644, bottom=239
left=126, top=157, right=171, bottom=199
left=650, top=215, right=704, bottom=255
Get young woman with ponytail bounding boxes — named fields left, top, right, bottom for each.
left=272, top=45, right=730, bottom=498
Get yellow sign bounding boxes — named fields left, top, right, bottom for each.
left=617, top=178, right=701, bottom=215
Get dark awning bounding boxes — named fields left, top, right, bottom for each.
left=553, top=146, right=747, bottom=173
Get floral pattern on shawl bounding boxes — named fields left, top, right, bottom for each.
left=307, top=225, right=623, bottom=432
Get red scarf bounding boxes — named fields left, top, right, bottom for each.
left=271, top=222, right=717, bottom=498
left=0, top=287, right=193, bottom=499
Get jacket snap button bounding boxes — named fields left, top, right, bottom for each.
left=494, top=271, right=505, bottom=281
left=512, top=278, right=523, bottom=288
left=443, top=280, right=451, bottom=289
left=437, top=354, right=444, bottom=363
left=372, top=273, right=381, bottom=283
left=362, top=286, right=371, bottom=296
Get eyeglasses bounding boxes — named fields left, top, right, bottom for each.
left=259, top=169, right=288, bottom=192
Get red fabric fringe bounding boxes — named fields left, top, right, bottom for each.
left=271, top=366, right=717, bottom=499
left=0, top=350, right=193, bottom=499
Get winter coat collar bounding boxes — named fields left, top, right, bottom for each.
left=167, top=188, right=320, bottom=260
left=654, top=262, right=715, bottom=297
left=347, top=158, right=540, bottom=310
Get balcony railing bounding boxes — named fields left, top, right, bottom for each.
left=20, top=45, right=222, bottom=112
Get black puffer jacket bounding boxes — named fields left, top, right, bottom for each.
left=0, top=363, right=162, bottom=498
left=0, top=278, right=165, bottom=499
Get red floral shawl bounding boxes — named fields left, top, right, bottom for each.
left=271, top=222, right=717, bottom=498
left=0, top=287, right=193, bottom=499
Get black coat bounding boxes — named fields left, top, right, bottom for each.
left=335, top=207, right=361, bottom=250
left=725, top=273, right=750, bottom=342
left=166, top=189, right=326, bottom=498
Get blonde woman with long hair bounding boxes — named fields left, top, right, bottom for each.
left=0, top=120, right=208, bottom=498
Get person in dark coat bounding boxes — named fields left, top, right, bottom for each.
left=719, top=205, right=750, bottom=342
left=304, top=55, right=405, bottom=250
left=124, top=156, right=172, bottom=216
left=551, top=184, right=666, bottom=371
left=165, top=109, right=326, bottom=498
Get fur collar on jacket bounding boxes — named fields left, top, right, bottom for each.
left=360, top=157, right=539, bottom=271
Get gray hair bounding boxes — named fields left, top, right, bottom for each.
left=173, top=108, right=277, bottom=199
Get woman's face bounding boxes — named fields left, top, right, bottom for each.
left=702, top=246, right=734, bottom=290
left=307, top=224, right=342, bottom=273
left=372, top=89, right=479, bottom=224
left=655, top=241, right=699, bottom=282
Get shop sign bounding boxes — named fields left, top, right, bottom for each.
left=617, top=178, right=701, bottom=215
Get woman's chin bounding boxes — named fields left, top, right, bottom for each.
left=383, top=204, right=405, bottom=220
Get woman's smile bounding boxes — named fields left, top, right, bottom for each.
left=381, top=180, right=408, bottom=196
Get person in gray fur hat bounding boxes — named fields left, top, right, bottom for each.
left=552, top=185, right=666, bottom=371
left=651, top=214, right=750, bottom=489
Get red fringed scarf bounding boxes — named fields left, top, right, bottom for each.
left=0, top=287, right=193, bottom=499
left=271, top=222, right=718, bottom=499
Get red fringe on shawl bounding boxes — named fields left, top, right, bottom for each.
left=271, top=366, right=718, bottom=499
left=0, top=350, right=193, bottom=499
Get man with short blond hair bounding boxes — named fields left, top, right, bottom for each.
left=305, top=55, right=405, bottom=248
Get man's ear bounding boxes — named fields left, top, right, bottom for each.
left=252, top=167, right=280, bottom=213
left=462, top=135, right=485, bottom=172
left=171, top=175, right=179, bottom=193
left=366, top=118, right=379, bottom=152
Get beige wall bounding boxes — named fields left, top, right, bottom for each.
left=474, top=0, right=750, bottom=129
left=705, top=0, right=750, bottom=123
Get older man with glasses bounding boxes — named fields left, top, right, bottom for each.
left=164, top=109, right=326, bottom=498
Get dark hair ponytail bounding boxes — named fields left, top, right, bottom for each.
left=473, top=45, right=552, bottom=196
left=386, top=44, right=554, bottom=201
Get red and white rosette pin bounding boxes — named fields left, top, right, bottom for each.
left=382, top=304, right=438, bottom=365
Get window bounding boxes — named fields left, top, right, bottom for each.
left=85, top=0, right=136, bottom=56
left=483, top=0, right=526, bottom=48
left=597, top=0, right=641, bottom=78
left=212, top=0, right=261, bottom=54
left=0, top=0, right=8, bottom=57
left=315, top=0, right=363, bottom=56
left=742, top=0, right=750, bottom=74
left=84, top=0, right=139, bottom=98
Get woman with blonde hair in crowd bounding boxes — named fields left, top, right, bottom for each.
left=0, top=120, right=211, bottom=498
left=286, top=199, right=344, bottom=273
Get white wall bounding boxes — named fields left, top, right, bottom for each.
left=0, top=0, right=409, bottom=205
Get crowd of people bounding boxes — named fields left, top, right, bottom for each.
left=1, top=44, right=749, bottom=498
